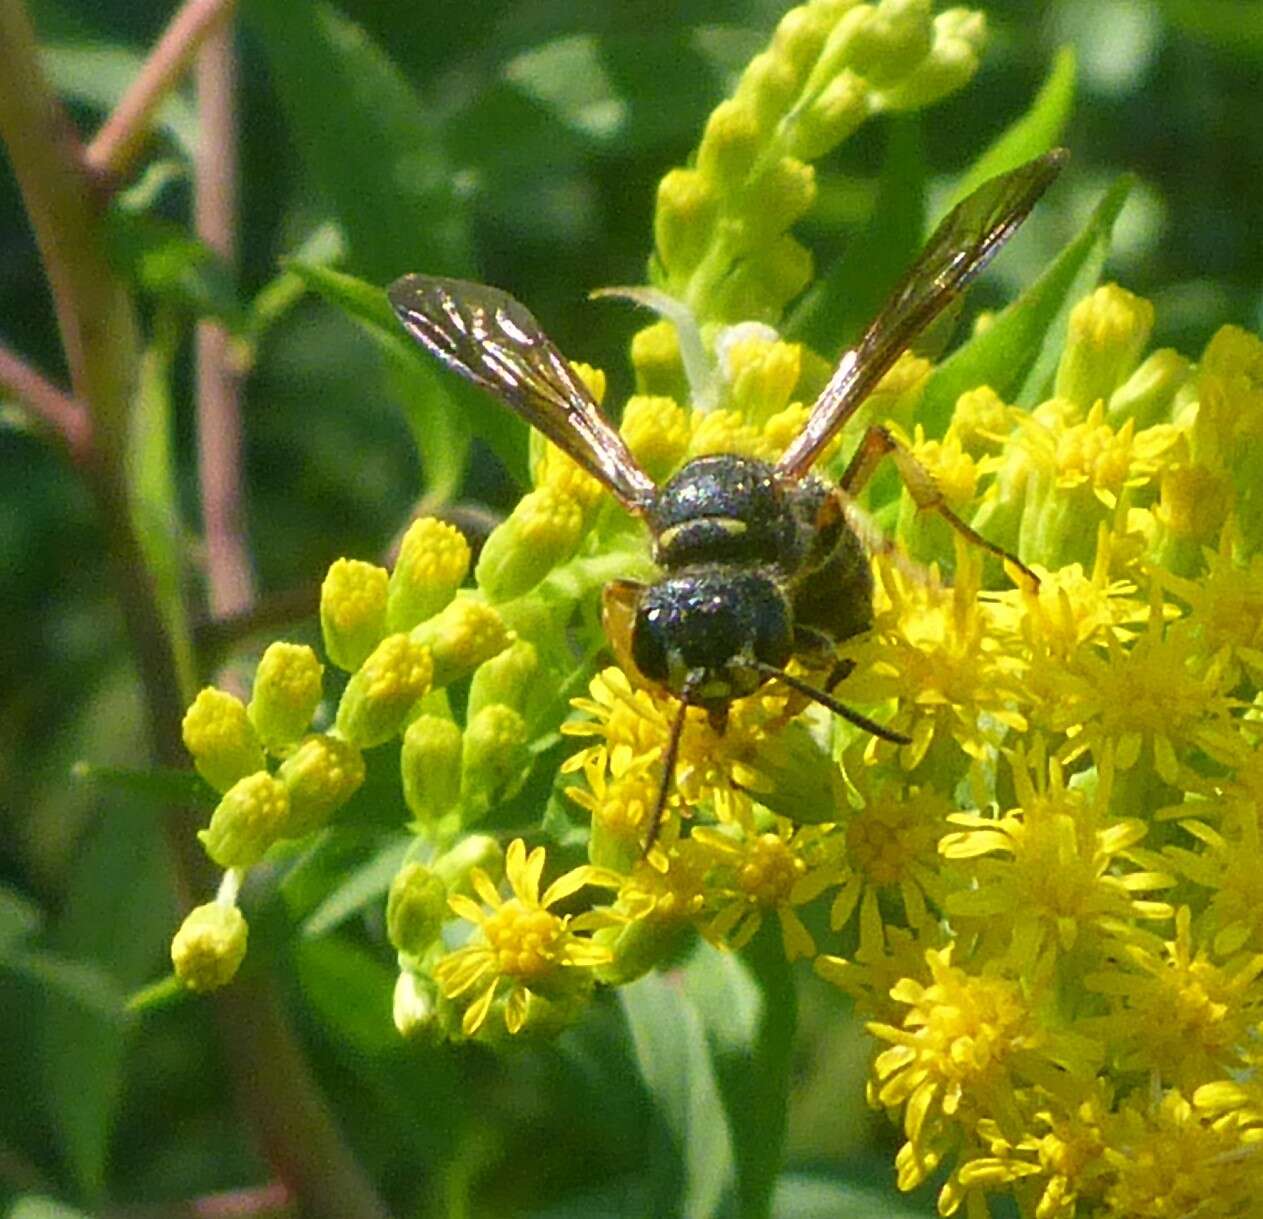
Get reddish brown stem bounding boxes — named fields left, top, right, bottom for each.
left=84, top=0, right=236, bottom=184
left=0, top=339, right=92, bottom=463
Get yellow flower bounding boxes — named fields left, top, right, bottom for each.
left=433, top=839, right=618, bottom=1037
left=821, top=759, right=951, bottom=956
left=868, top=945, right=1100, bottom=1189
left=940, top=740, right=1173, bottom=961
left=690, top=822, right=829, bottom=960
left=1080, top=905, right=1263, bottom=1091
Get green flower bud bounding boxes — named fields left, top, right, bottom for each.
left=409, top=596, right=512, bottom=689
left=182, top=687, right=265, bottom=794
left=393, top=968, right=440, bottom=1039
left=654, top=168, right=719, bottom=278
left=387, top=862, right=449, bottom=957
left=275, top=733, right=365, bottom=837
left=248, top=642, right=323, bottom=752
left=711, top=235, right=813, bottom=323
left=800, top=4, right=876, bottom=94
left=696, top=99, right=762, bottom=189
left=475, top=488, right=585, bottom=601
left=432, top=833, right=504, bottom=896
left=171, top=902, right=248, bottom=992
left=736, top=51, right=801, bottom=133
left=874, top=8, right=985, bottom=111
left=621, top=394, right=691, bottom=480
left=467, top=639, right=539, bottom=720
left=387, top=517, right=471, bottom=633
left=786, top=69, right=870, bottom=160
left=736, top=157, right=817, bottom=250
left=1055, top=284, right=1156, bottom=409
left=320, top=558, right=389, bottom=672
left=771, top=3, right=835, bottom=76
left=845, top=0, right=933, bottom=88
left=335, top=633, right=433, bottom=748
left=460, top=704, right=530, bottom=818
left=1107, top=349, right=1192, bottom=429
left=594, top=918, right=690, bottom=987
left=749, top=719, right=849, bottom=823
left=401, top=714, right=464, bottom=826
left=630, top=322, right=688, bottom=400
left=198, top=771, right=290, bottom=869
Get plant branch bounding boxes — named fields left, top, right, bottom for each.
left=195, top=20, right=254, bottom=617
left=84, top=0, right=236, bottom=185
left=0, top=340, right=92, bottom=463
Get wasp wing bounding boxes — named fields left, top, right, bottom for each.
left=389, top=274, right=658, bottom=512
left=776, top=148, right=1068, bottom=479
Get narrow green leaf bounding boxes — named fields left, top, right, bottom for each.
left=7, top=1196, right=95, bottom=1219
left=947, top=47, right=1077, bottom=208
left=245, top=0, right=473, bottom=283
left=301, top=836, right=410, bottom=938
left=918, top=174, right=1134, bottom=434
left=8, top=949, right=127, bottom=1019
left=247, top=222, right=346, bottom=340
left=291, top=937, right=396, bottom=1054
left=128, top=311, right=197, bottom=694
left=106, top=209, right=245, bottom=329
left=71, top=762, right=217, bottom=812
left=772, top=1174, right=935, bottom=1219
left=621, top=948, right=740, bottom=1219
left=287, top=260, right=526, bottom=489
left=0, top=885, right=41, bottom=951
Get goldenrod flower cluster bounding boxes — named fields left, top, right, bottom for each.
left=171, top=2, right=1263, bottom=1212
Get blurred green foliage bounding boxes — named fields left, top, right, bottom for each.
left=2, top=0, right=1262, bottom=1216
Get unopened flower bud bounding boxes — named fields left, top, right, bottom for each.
left=182, top=687, right=265, bottom=794
left=786, top=69, right=870, bottom=160
left=432, top=834, right=504, bottom=896
left=409, top=596, right=511, bottom=688
left=335, top=633, right=433, bottom=748
left=655, top=168, right=718, bottom=278
left=630, top=322, right=688, bottom=399
left=401, top=714, right=464, bottom=826
left=475, top=489, right=585, bottom=601
left=276, top=734, right=365, bottom=837
left=248, top=643, right=323, bottom=752
left=467, top=639, right=540, bottom=720
left=875, top=8, right=985, bottom=111
left=460, top=704, right=530, bottom=817
left=736, top=50, right=800, bottom=132
left=320, top=558, right=388, bottom=671
left=171, top=902, right=248, bottom=992
left=1056, top=285, right=1155, bottom=409
left=711, top=235, right=813, bottom=323
left=387, top=862, right=449, bottom=957
left=393, top=968, right=439, bottom=1039
left=198, top=771, right=290, bottom=869
left=387, top=517, right=470, bottom=633
left=621, top=395, right=691, bottom=479
left=696, top=99, right=761, bottom=188
left=1107, top=348, right=1191, bottom=429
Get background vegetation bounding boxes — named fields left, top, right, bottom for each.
left=2, top=1, right=1261, bottom=1216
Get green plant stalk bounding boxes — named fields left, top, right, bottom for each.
left=0, top=6, right=387, bottom=1216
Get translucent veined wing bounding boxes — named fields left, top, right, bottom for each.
left=776, top=148, right=1069, bottom=479
left=388, top=274, right=658, bottom=512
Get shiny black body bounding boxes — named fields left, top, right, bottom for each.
left=631, top=454, right=872, bottom=710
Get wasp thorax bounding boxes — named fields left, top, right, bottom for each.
left=630, top=566, right=793, bottom=707
left=648, top=455, right=800, bottom=570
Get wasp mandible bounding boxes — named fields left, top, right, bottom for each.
left=389, top=149, right=1067, bottom=849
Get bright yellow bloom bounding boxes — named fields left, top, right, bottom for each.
left=433, top=839, right=619, bottom=1038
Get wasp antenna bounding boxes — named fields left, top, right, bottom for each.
left=644, top=685, right=697, bottom=855
left=756, top=663, right=910, bottom=745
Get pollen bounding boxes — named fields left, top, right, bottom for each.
left=484, top=900, right=566, bottom=981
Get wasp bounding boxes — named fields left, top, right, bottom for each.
left=389, top=149, right=1066, bottom=849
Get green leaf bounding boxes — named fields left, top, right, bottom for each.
left=0, top=885, right=41, bottom=951
left=620, top=947, right=740, bottom=1219
left=772, top=1174, right=935, bottom=1219
left=918, top=174, right=1134, bottom=434
left=247, top=222, right=346, bottom=340
left=947, top=47, right=1077, bottom=208
left=301, top=836, right=410, bottom=938
left=7, top=1196, right=95, bottom=1219
left=287, top=260, right=526, bottom=490
left=128, top=311, right=197, bottom=695
left=244, top=0, right=472, bottom=283
left=71, top=762, right=217, bottom=812
left=106, top=209, right=245, bottom=329
left=786, top=116, right=928, bottom=353
left=42, top=43, right=197, bottom=156
left=7, top=949, right=126, bottom=1019
left=291, top=937, right=396, bottom=1054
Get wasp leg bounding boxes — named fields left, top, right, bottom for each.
left=840, top=424, right=1038, bottom=586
